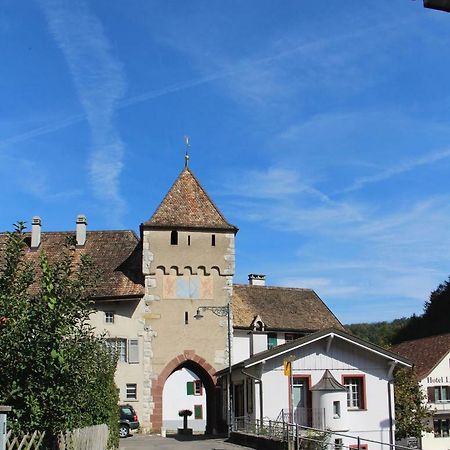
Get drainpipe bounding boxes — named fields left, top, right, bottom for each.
left=387, top=361, right=397, bottom=449
left=388, top=380, right=394, bottom=448
left=241, top=369, right=263, bottom=425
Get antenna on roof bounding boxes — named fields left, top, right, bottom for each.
left=184, top=135, right=190, bottom=168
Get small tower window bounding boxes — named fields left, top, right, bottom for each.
left=170, top=230, right=178, bottom=245
left=211, top=234, right=216, bottom=246
left=187, top=235, right=191, bottom=246
left=185, top=312, right=189, bottom=325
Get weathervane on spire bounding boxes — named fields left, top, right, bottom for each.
left=184, top=135, right=190, bottom=168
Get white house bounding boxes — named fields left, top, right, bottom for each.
left=218, top=328, right=412, bottom=450
left=393, top=333, right=450, bottom=450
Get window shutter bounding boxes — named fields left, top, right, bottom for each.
left=427, top=386, right=435, bottom=402
left=187, top=381, right=194, bottom=395
left=194, top=405, right=203, bottom=419
left=128, top=339, right=139, bottom=364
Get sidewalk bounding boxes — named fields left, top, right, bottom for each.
left=119, top=434, right=254, bottom=450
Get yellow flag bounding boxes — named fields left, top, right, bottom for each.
left=283, top=360, right=292, bottom=376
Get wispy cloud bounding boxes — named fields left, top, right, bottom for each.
left=0, top=154, right=81, bottom=202
left=39, top=0, right=127, bottom=224
left=339, top=147, right=450, bottom=194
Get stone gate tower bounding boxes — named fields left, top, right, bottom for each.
left=140, top=166, right=238, bottom=432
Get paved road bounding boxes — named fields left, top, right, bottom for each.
left=119, top=434, right=253, bottom=450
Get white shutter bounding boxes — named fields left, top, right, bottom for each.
left=128, top=339, right=139, bottom=364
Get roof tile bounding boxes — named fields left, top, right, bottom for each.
left=391, top=333, right=450, bottom=379
left=232, top=284, right=344, bottom=331
left=0, top=230, right=144, bottom=299
left=143, top=168, right=237, bottom=231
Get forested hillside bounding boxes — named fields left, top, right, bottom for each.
left=345, top=318, right=410, bottom=348
left=346, top=276, right=450, bottom=346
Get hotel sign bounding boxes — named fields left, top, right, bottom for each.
left=427, top=376, right=450, bottom=384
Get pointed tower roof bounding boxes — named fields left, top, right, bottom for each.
left=310, top=369, right=347, bottom=392
left=143, top=167, right=238, bottom=232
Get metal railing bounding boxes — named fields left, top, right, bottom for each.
left=232, top=416, right=421, bottom=450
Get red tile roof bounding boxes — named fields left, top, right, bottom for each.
left=0, top=230, right=144, bottom=299
left=391, top=333, right=450, bottom=379
left=143, top=168, right=237, bottom=231
left=232, top=284, right=344, bottom=331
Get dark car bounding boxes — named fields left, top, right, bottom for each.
left=119, top=404, right=139, bottom=438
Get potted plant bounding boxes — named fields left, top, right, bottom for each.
left=178, top=409, right=193, bottom=435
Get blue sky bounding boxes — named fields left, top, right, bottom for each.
left=1, top=1, right=450, bottom=324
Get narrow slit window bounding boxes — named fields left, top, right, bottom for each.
left=170, top=230, right=178, bottom=245
left=185, top=311, right=189, bottom=325
left=211, top=234, right=216, bottom=246
left=333, top=400, right=341, bottom=418
left=187, top=235, right=191, bottom=246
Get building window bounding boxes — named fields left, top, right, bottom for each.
left=106, top=338, right=139, bottom=364
left=428, top=386, right=450, bottom=403
left=285, top=333, right=300, bottom=342
left=343, top=375, right=365, bottom=409
left=211, top=234, right=216, bottom=246
left=126, top=383, right=137, bottom=400
left=194, top=405, right=203, bottom=420
left=187, top=380, right=203, bottom=396
left=171, top=230, right=178, bottom=245
left=194, top=380, right=202, bottom=395
left=434, top=418, right=450, bottom=437
left=267, top=333, right=277, bottom=349
left=187, top=235, right=191, bottom=246
left=184, top=311, right=189, bottom=325
left=106, top=338, right=127, bottom=362
left=333, top=400, right=341, bottom=418
left=105, top=311, right=114, bottom=324
left=334, top=439, right=343, bottom=450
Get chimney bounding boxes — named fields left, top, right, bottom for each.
left=76, top=215, right=87, bottom=246
left=248, top=274, right=266, bottom=286
left=31, top=216, right=41, bottom=249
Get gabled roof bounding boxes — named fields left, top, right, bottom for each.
left=0, top=231, right=144, bottom=299
left=143, top=167, right=237, bottom=231
left=391, top=333, right=450, bottom=380
left=216, top=328, right=412, bottom=376
left=232, top=284, right=344, bottom=332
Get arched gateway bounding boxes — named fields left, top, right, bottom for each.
left=151, top=352, right=218, bottom=433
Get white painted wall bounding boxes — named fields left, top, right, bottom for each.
left=162, top=368, right=207, bottom=432
left=233, top=331, right=251, bottom=364
left=419, top=350, right=450, bottom=450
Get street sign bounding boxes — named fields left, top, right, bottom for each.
left=283, top=360, right=292, bottom=376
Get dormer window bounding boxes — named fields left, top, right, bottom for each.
left=170, top=230, right=178, bottom=245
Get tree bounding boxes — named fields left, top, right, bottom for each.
left=345, top=318, right=411, bottom=347
left=393, top=277, right=450, bottom=343
left=394, top=368, right=432, bottom=440
left=0, top=223, right=119, bottom=449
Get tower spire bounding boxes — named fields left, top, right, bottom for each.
left=184, top=135, right=190, bottom=168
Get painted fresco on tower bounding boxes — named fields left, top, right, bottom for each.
left=162, top=275, right=213, bottom=299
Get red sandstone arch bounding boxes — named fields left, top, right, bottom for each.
left=150, top=350, right=218, bottom=432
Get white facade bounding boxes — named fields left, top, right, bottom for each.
left=420, top=350, right=450, bottom=450
left=162, top=368, right=207, bottom=432
left=225, top=330, right=410, bottom=450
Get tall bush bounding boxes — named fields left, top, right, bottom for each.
left=0, top=223, right=119, bottom=449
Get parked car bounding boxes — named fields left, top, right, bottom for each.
left=119, top=404, right=139, bottom=438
